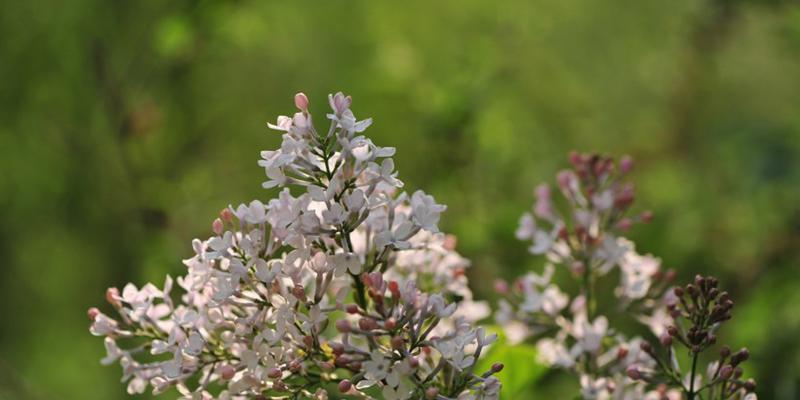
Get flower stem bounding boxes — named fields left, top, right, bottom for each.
left=688, top=350, right=699, bottom=400
left=583, top=264, right=595, bottom=320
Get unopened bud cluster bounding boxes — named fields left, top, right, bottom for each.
left=627, top=275, right=756, bottom=400
left=88, top=92, right=501, bottom=399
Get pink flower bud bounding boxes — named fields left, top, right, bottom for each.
left=614, top=183, right=635, bottom=208
left=620, top=155, right=634, bottom=174
left=219, top=365, right=236, bottom=380
left=443, top=234, right=458, bottom=251
left=87, top=307, right=100, bottom=321
left=294, top=92, right=309, bottom=111
left=408, top=356, right=419, bottom=368
left=267, top=367, right=282, bottom=379
left=220, top=208, right=233, bottom=222
left=212, top=218, right=224, bottom=235
left=338, top=379, right=352, bottom=393
left=568, top=151, right=582, bottom=166
left=557, top=170, right=574, bottom=190
left=425, top=387, right=439, bottom=399
left=660, top=332, right=673, bottom=347
left=494, top=279, right=509, bottom=294
left=106, top=287, right=121, bottom=307
left=367, top=271, right=383, bottom=289
left=388, top=281, right=400, bottom=298
left=640, top=210, right=653, bottom=223
left=617, top=346, right=629, bottom=360
left=616, top=218, right=632, bottom=231
left=384, top=318, right=397, bottom=330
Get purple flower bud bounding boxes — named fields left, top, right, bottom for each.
left=219, top=365, right=236, bottom=380
left=640, top=341, right=652, bottom=354
left=345, top=304, right=360, bottom=314
left=335, top=320, right=351, bottom=333
left=626, top=365, right=643, bottom=380
left=491, top=362, right=504, bottom=373
left=267, top=367, right=282, bottom=379
left=367, top=271, right=383, bottom=289
left=338, top=379, right=352, bottom=393
left=359, top=318, right=378, bottom=331
left=719, top=365, right=733, bottom=380
left=292, top=284, right=305, bottom=300
left=667, top=325, right=679, bottom=337
left=660, top=333, right=673, bottom=347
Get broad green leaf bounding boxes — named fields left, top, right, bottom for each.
left=476, top=326, right=547, bottom=399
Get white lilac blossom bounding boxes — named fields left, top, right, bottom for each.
left=496, top=152, right=678, bottom=399
left=89, top=92, right=501, bottom=399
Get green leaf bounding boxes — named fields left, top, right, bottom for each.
left=476, top=326, right=547, bottom=399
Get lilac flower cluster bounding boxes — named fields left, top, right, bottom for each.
left=496, top=153, right=756, bottom=399
left=89, top=92, right=501, bottom=399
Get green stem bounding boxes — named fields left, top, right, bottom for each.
left=688, top=350, right=699, bottom=400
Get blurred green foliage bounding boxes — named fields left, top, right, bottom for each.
left=1, top=0, right=799, bottom=399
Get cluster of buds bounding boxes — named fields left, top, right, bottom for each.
left=496, top=152, right=684, bottom=399
left=88, top=92, right=501, bottom=399
left=629, top=275, right=756, bottom=400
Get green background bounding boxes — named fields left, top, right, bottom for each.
left=1, top=0, right=798, bottom=398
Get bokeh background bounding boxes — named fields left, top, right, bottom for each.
left=1, top=0, right=799, bottom=398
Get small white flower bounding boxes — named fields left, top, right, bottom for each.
left=231, top=200, right=267, bottom=224
left=410, top=190, right=446, bottom=232
left=101, top=337, right=124, bottom=365
left=358, top=350, right=390, bottom=389
left=572, top=313, right=608, bottom=353
left=267, top=115, right=293, bottom=131
left=618, top=248, right=660, bottom=299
